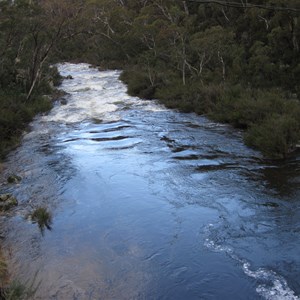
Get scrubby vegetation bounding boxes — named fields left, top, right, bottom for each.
left=0, top=0, right=71, bottom=159
left=1, top=0, right=300, bottom=159
left=0, top=273, right=40, bottom=300
left=30, top=207, right=52, bottom=233
left=87, top=0, right=300, bottom=159
left=0, top=249, right=38, bottom=300
left=0, top=91, right=53, bottom=159
left=0, top=194, right=18, bottom=212
left=1, top=280, right=38, bottom=300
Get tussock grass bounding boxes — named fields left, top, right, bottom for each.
left=31, top=207, right=52, bottom=233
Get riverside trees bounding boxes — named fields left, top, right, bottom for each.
left=88, top=0, right=300, bottom=158
left=0, top=0, right=299, bottom=158
left=0, top=0, right=86, bottom=158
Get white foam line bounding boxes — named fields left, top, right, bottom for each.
left=243, top=263, right=299, bottom=300
left=204, top=224, right=299, bottom=300
left=44, top=63, right=165, bottom=124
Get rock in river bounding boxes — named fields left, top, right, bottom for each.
left=7, top=174, right=21, bottom=184
left=0, top=194, right=18, bottom=211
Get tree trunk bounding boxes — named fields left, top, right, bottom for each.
left=183, top=1, right=189, bottom=15
left=182, top=60, right=186, bottom=85
left=26, top=67, right=41, bottom=101
left=218, top=51, right=226, bottom=82
left=292, top=17, right=299, bottom=52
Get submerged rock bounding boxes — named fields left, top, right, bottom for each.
left=0, top=194, right=18, bottom=211
left=60, top=98, right=68, bottom=105
left=7, top=174, right=21, bottom=184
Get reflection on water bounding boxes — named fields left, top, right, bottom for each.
left=259, top=158, right=300, bottom=196
left=0, top=63, right=299, bottom=299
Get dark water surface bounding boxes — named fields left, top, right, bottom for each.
left=0, top=63, right=299, bottom=299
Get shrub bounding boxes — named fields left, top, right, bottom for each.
left=0, top=90, right=53, bottom=160
left=31, top=207, right=52, bottom=232
left=155, top=79, right=222, bottom=114
left=212, top=88, right=299, bottom=129
left=120, top=68, right=157, bottom=99
left=245, top=114, right=300, bottom=159
left=2, top=276, right=40, bottom=300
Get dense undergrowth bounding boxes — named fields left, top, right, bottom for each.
left=0, top=70, right=62, bottom=160
left=112, top=0, right=300, bottom=159
left=120, top=70, right=300, bottom=158
left=0, top=91, right=51, bottom=160
left=1, top=0, right=300, bottom=160
left=0, top=0, right=65, bottom=160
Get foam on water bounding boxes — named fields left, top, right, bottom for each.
left=43, top=63, right=166, bottom=124
left=243, top=263, right=299, bottom=300
left=204, top=223, right=299, bottom=300
left=43, top=63, right=124, bottom=123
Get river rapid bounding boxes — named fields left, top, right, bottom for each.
left=0, top=63, right=299, bottom=299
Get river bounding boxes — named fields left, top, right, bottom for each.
left=0, top=63, right=299, bottom=299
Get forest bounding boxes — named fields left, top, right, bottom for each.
left=0, top=0, right=300, bottom=159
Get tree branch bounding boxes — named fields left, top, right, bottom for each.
left=187, top=0, right=300, bottom=12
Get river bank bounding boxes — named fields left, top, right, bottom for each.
left=120, top=68, right=300, bottom=160
left=0, top=85, right=66, bottom=162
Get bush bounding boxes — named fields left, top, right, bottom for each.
left=155, top=79, right=222, bottom=114
left=0, top=91, right=53, bottom=160
left=120, top=68, right=157, bottom=99
left=1, top=276, right=40, bottom=300
left=31, top=207, right=52, bottom=233
left=245, top=114, right=300, bottom=159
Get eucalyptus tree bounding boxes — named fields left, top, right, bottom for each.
left=24, top=0, right=86, bottom=100
left=0, top=0, right=87, bottom=100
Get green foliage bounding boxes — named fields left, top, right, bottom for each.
left=31, top=207, right=52, bottom=233
left=0, top=257, right=7, bottom=282
left=92, top=0, right=300, bottom=158
left=154, top=79, right=222, bottom=114
left=0, top=91, right=53, bottom=159
left=0, top=194, right=18, bottom=211
left=245, top=114, right=300, bottom=159
left=0, top=0, right=82, bottom=160
left=1, top=0, right=300, bottom=160
left=2, top=281, right=29, bottom=300
left=120, top=68, right=157, bottom=99
left=1, top=273, right=40, bottom=300
left=211, top=88, right=300, bottom=158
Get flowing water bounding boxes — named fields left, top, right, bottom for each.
left=0, top=63, right=299, bottom=299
